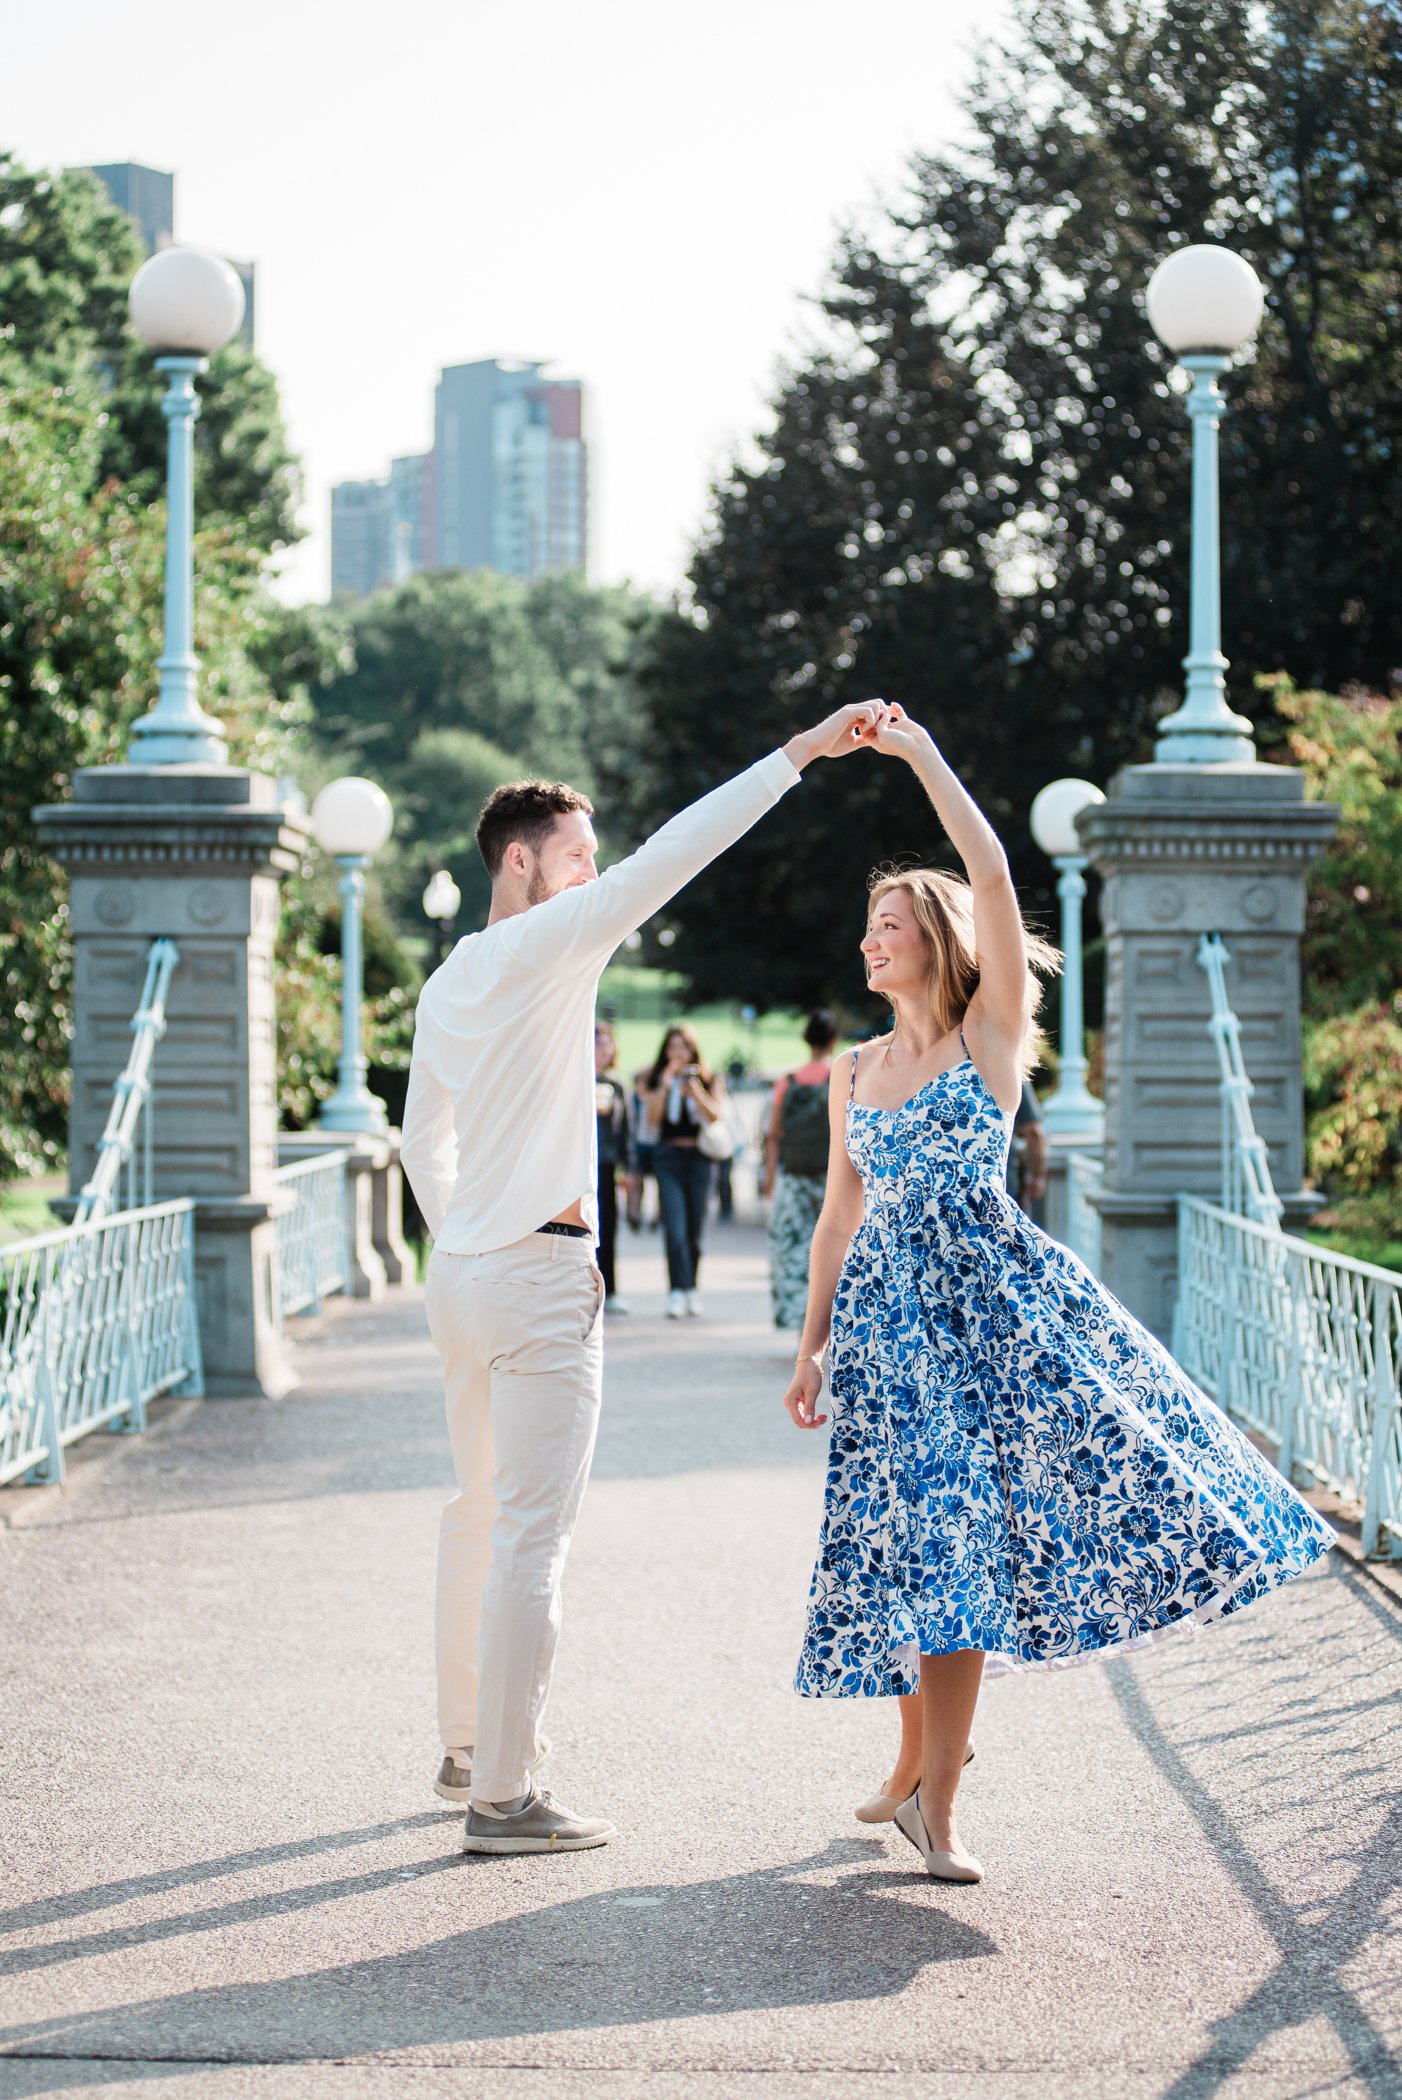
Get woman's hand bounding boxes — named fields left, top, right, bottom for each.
left=870, top=701, right=934, bottom=764
left=783, top=1357, right=827, bottom=1430
left=684, top=1073, right=721, bottom=1121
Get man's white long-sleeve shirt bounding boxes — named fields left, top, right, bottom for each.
left=400, top=749, right=801, bottom=1254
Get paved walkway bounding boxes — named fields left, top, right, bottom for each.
left=1, top=1225, right=1400, bottom=2100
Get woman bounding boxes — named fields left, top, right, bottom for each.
left=782, top=703, right=1335, bottom=1887
left=642, top=1025, right=726, bottom=1319
left=594, top=1023, right=631, bottom=1312
left=765, top=1011, right=841, bottom=1329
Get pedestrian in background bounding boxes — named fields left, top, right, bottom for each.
left=764, top=1011, right=840, bottom=1329
left=625, top=1065, right=660, bottom=1231
left=1007, top=1079, right=1049, bottom=1218
left=642, top=1023, right=726, bottom=1318
left=594, top=1023, right=631, bottom=1313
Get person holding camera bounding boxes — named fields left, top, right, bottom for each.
left=642, top=1024, right=725, bottom=1319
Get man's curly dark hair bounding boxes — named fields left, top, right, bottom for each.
left=474, top=780, right=594, bottom=878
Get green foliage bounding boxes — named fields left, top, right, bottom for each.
left=0, top=365, right=163, bottom=1178
left=0, top=151, right=375, bottom=1176
left=313, top=568, right=656, bottom=933
left=0, top=155, right=303, bottom=553
left=1268, top=675, right=1402, bottom=1014
left=629, top=0, right=1402, bottom=1009
left=1302, top=1004, right=1402, bottom=1198
left=1271, top=675, right=1402, bottom=1233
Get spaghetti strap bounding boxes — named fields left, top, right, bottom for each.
left=848, top=1047, right=859, bottom=1098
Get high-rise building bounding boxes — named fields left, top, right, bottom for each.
left=330, top=481, right=394, bottom=599
left=83, top=161, right=173, bottom=254
left=78, top=161, right=256, bottom=349
left=329, top=455, right=433, bottom=600
left=389, top=452, right=433, bottom=581
left=433, top=360, right=586, bottom=580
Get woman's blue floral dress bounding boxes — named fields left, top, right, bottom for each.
left=795, top=1042, right=1335, bottom=1697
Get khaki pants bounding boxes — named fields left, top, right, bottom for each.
left=424, top=1232, right=604, bottom=1803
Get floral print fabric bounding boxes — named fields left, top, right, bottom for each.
left=795, top=1052, right=1336, bottom=1697
left=769, top=1170, right=826, bottom=1328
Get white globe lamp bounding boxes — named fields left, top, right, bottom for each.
left=313, top=778, right=394, bottom=1134
left=129, top=247, right=247, bottom=356
left=1145, top=244, right=1264, bottom=763
left=1031, top=778, right=1105, bottom=1139
left=1146, top=245, right=1264, bottom=357
left=124, top=248, right=249, bottom=767
left=312, top=778, right=394, bottom=859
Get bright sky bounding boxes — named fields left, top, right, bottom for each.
left=10, top=0, right=1007, bottom=603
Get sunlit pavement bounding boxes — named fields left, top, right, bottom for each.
left=1, top=1222, right=1399, bottom=2100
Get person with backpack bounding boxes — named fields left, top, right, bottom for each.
left=764, top=1012, right=841, bottom=1328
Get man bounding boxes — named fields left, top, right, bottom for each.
left=400, top=701, right=887, bottom=1855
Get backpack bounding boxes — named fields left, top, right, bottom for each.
left=779, top=1078, right=830, bottom=1178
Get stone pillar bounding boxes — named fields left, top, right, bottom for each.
left=1076, top=762, right=1336, bottom=1339
left=35, top=766, right=308, bottom=1398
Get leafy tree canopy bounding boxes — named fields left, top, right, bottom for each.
left=629, top=0, right=1402, bottom=1014
left=0, top=153, right=302, bottom=552
left=312, top=568, right=656, bottom=932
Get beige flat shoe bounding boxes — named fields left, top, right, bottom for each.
left=893, top=1789, right=983, bottom=1884
left=853, top=1737, right=975, bottom=1823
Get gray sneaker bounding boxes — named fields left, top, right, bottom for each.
left=461, top=1787, right=615, bottom=1854
left=434, top=1738, right=552, bottom=1804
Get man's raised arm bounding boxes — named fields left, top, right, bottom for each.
left=499, top=702, right=887, bottom=975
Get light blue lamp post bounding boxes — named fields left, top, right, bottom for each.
left=1030, top=777, right=1106, bottom=1138
left=312, top=777, right=395, bottom=1135
left=1145, top=244, right=1266, bottom=764
left=126, top=248, right=247, bottom=766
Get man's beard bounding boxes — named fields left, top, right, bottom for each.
left=526, top=868, right=554, bottom=908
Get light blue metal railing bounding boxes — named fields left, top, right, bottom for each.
left=74, top=938, right=180, bottom=1226
left=1196, top=933, right=1283, bottom=1231
left=1064, top=1151, right=1104, bottom=1271
left=0, top=938, right=201, bottom=1488
left=0, top=1199, right=203, bottom=1487
left=272, top=1152, right=351, bottom=1320
left=1173, top=1197, right=1402, bottom=1557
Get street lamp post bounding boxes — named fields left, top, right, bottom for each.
left=1029, top=778, right=1106, bottom=1138
left=422, top=868, right=461, bottom=973
left=312, top=778, right=394, bottom=1134
left=126, top=248, right=248, bottom=767
left=1145, top=243, right=1266, bottom=764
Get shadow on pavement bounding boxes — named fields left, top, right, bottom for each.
left=0, top=1817, right=446, bottom=1942
left=1106, top=1561, right=1402, bottom=2099
left=0, top=1840, right=996, bottom=2079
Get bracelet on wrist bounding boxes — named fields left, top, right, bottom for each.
left=794, top=1351, right=825, bottom=1369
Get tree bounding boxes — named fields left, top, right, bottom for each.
left=312, top=568, right=656, bottom=931
left=630, top=0, right=1402, bottom=1010
left=1269, top=675, right=1402, bottom=1238
left=0, top=156, right=303, bottom=552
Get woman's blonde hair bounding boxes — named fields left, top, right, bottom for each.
left=866, top=865, right=1062, bottom=1080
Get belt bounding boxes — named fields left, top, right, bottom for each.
left=537, top=1220, right=591, bottom=1239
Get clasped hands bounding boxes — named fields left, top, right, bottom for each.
left=788, top=698, right=930, bottom=770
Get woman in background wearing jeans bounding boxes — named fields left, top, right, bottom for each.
left=642, top=1024, right=725, bottom=1320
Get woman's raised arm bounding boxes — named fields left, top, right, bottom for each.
left=872, top=707, right=1029, bottom=1075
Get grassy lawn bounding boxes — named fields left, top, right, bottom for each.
left=1306, top=1226, right=1402, bottom=1275
left=0, top=1173, right=66, bottom=1245
left=597, top=965, right=828, bottom=1082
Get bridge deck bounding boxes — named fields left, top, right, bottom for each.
left=1, top=1226, right=1399, bottom=2098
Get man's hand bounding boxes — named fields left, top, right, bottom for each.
left=783, top=700, right=889, bottom=772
